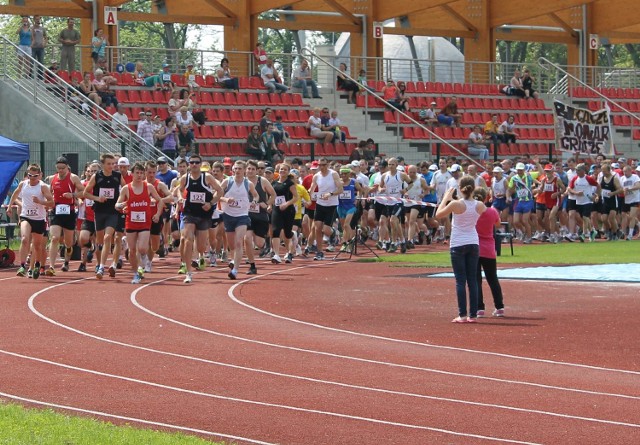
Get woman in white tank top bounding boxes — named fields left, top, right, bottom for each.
left=436, top=176, right=486, bottom=323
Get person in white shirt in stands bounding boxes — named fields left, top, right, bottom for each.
left=419, top=101, right=438, bottom=127
left=498, top=115, right=518, bottom=144
left=137, top=110, right=155, bottom=159
left=467, top=125, right=490, bottom=160
left=261, top=58, right=288, bottom=94
left=111, top=103, right=129, bottom=138
left=307, top=107, right=334, bottom=144
left=292, top=59, right=321, bottom=99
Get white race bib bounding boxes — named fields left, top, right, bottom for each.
left=189, top=191, right=206, bottom=204
left=249, top=201, right=260, bottom=213
left=188, top=74, right=195, bottom=81
left=55, top=204, right=71, bottom=215
left=275, top=196, right=286, bottom=206
left=99, top=188, right=114, bottom=199
left=131, top=211, right=146, bottom=223
left=516, top=189, right=529, bottom=199
left=310, top=192, right=318, bottom=201
left=259, top=55, right=267, bottom=62
left=162, top=73, right=171, bottom=81
left=85, top=199, right=94, bottom=207
left=339, top=190, right=351, bottom=200
left=26, top=208, right=38, bottom=217
left=543, top=183, right=554, bottom=192
left=601, top=189, right=611, bottom=198
left=388, top=186, right=400, bottom=194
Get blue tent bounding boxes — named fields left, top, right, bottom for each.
left=0, top=135, right=29, bottom=205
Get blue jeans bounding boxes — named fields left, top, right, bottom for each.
left=450, top=244, right=480, bottom=318
left=265, top=80, right=288, bottom=94
left=293, top=79, right=319, bottom=98
left=468, top=145, right=489, bottom=160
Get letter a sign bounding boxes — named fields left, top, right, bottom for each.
left=105, top=6, right=118, bottom=25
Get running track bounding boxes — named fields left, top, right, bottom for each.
left=0, top=254, right=638, bottom=444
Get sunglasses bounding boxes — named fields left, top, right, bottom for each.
left=319, top=163, right=328, bottom=166
left=27, top=173, right=40, bottom=178
left=189, top=161, right=201, bottom=165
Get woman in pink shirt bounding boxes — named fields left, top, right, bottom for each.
left=473, top=187, right=505, bottom=317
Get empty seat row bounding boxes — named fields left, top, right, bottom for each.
left=572, top=86, right=640, bottom=100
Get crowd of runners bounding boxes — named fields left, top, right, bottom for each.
left=4, top=151, right=640, bottom=284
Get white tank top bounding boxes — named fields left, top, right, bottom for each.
left=316, top=170, right=338, bottom=206
left=384, top=171, right=404, bottom=198
left=492, top=177, right=507, bottom=197
left=20, top=180, right=47, bottom=220
left=450, top=199, right=480, bottom=248
left=404, top=177, right=423, bottom=206
left=222, top=178, right=250, bottom=217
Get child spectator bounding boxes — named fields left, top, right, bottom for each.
left=183, top=62, right=199, bottom=91
left=328, top=110, right=346, bottom=143
left=357, top=69, right=375, bottom=93
left=159, top=63, right=174, bottom=91
left=273, top=115, right=290, bottom=148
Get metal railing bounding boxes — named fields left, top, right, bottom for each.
left=0, top=36, right=161, bottom=162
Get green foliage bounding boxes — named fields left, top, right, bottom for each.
left=0, top=403, right=223, bottom=445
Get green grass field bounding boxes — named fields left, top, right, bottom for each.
left=361, top=241, right=640, bottom=268
left=0, top=403, right=222, bottom=445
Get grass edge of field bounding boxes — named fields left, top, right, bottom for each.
left=0, top=402, right=224, bottom=445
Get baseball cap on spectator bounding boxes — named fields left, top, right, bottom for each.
left=515, top=162, right=526, bottom=170
left=429, top=164, right=438, bottom=171
left=264, top=167, right=274, bottom=173
left=290, top=168, right=300, bottom=176
left=493, top=166, right=504, bottom=173
left=543, top=163, right=554, bottom=171
left=611, top=162, right=620, bottom=168
left=430, top=101, right=437, bottom=105
left=310, top=161, right=319, bottom=169
left=157, top=156, right=168, bottom=164
left=618, top=157, right=626, bottom=163
left=223, top=157, right=233, bottom=166
left=449, top=164, right=462, bottom=172
left=117, top=157, right=130, bottom=166
left=162, top=63, right=169, bottom=68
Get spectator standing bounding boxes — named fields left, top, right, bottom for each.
left=253, top=42, right=267, bottom=74
left=137, top=111, right=155, bottom=158
left=31, top=15, right=47, bottom=70
left=437, top=96, right=462, bottom=127
left=58, top=18, right=80, bottom=73
left=91, top=28, right=108, bottom=69
left=292, top=59, right=321, bottom=99
left=261, top=58, right=288, bottom=94
left=158, top=116, right=179, bottom=160
left=16, top=16, right=32, bottom=77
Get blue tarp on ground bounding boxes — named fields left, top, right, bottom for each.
left=0, top=135, right=29, bottom=205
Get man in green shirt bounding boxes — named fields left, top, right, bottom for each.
left=58, top=18, right=80, bottom=72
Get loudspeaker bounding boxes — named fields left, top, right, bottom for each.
left=62, top=152, right=79, bottom=175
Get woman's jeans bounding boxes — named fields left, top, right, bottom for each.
left=477, top=256, right=504, bottom=310
left=450, top=244, right=479, bottom=318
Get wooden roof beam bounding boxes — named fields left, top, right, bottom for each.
left=118, top=11, right=236, bottom=26
left=384, top=26, right=475, bottom=39
left=250, top=0, right=307, bottom=15
left=68, top=0, right=90, bottom=9
left=257, top=18, right=360, bottom=33
left=375, top=0, right=456, bottom=22
left=547, top=12, right=579, bottom=39
left=494, top=27, right=578, bottom=45
left=203, top=0, right=237, bottom=19
left=323, top=0, right=362, bottom=26
left=592, top=0, right=640, bottom=34
left=440, top=4, right=477, bottom=35
left=490, top=0, right=597, bottom=27
left=0, top=4, right=91, bottom=18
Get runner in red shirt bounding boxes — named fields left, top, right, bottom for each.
left=533, top=164, right=565, bottom=243
left=115, top=162, right=165, bottom=284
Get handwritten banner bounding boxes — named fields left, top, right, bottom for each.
left=553, top=100, right=614, bottom=155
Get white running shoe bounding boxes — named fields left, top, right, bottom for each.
left=271, top=254, right=282, bottom=264
left=183, top=272, right=192, bottom=283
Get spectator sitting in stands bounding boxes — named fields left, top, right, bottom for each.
left=167, top=89, right=183, bottom=115
left=419, top=101, right=438, bottom=127
left=259, top=108, right=282, bottom=144
left=273, top=115, right=290, bottom=148
left=508, top=69, right=526, bottom=98
left=112, top=103, right=129, bottom=138
left=96, top=57, right=111, bottom=75
left=180, top=88, right=196, bottom=111
left=320, top=107, right=338, bottom=143
left=365, top=138, right=376, bottom=161
left=177, top=124, right=195, bottom=153
left=349, top=140, right=368, bottom=162
left=484, top=114, right=500, bottom=146
left=261, top=58, right=288, bottom=94
left=133, top=61, right=146, bottom=85
left=381, top=79, right=398, bottom=105
left=307, top=107, right=334, bottom=144
left=337, top=62, right=359, bottom=104
left=92, top=68, right=118, bottom=108
left=393, top=81, right=411, bottom=112
left=437, top=96, right=462, bottom=127
left=77, top=71, right=101, bottom=107
left=246, top=124, right=265, bottom=160
left=328, top=110, right=346, bottom=143
left=522, top=68, right=539, bottom=100
left=183, top=62, right=199, bottom=92
left=498, top=115, right=518, bottom=143
left=262, top=123, right=284, bottom=163
left=467, top=125, right=490, bottom=160
left=292, top=59, right=321, bottom=99
left=175, top=106, right=195, bottom=138
left=215, top=58, right=239, bottom=93
left=159, top=63, right=174, bottom=91
left=357, top=69, right=375, bottom=93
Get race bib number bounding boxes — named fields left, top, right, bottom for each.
left=228, top=200, right=240, bottom=208
left=189, top=191, right=206, bottom=204
left=339, top=190, right=351, bottom=200
left=623, top=180, right=632, bottom=188
left=249, top=201, right=260, bottom=213
left=601, top=189, right=611, bottom=198
left=543, top=184, right=555, bottom=193
left=55, top=204, right=71, bottom=215
left=131, top=211, right=146, bottom=223
left=310, top=192, right=318, bottom=201
left=275, top=196, right=286, bottom=206
left=85, top=199, right=94, bottom=207
left=516, top=189, right=529, bottom=199
left=162, top=73, right=171, bottom=81
left=259, top=55, right=267, bottom=62
left=99, top=188, right=114, bottom=199
left=388, top=186, right=399, bottom=194
left=188, top=74, right=195, bottom=81
left=26, top=208, right=38, bottom=217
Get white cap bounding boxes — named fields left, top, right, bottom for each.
left=117, top=157, right=130, bottom=166
left=350, top=160, right=361, bottom=168
left=449, top=164, right=462, bottom=172
left=611, top=162, right=620, bottom=168
left=428, top=164, right=438, bottom=171
left=94, top=69, right=103, bottom=76
left=397, top=165, right=405, bottom=172
left=493, top=166, right=504, bottom=173
left=515, top=162, right=526, bottom=170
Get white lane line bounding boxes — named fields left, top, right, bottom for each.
left=129, top=276, right=640, bottom=401
left=0, top=389, right=275, bottom=445
left=227, top=262, right=640, bottom=376
left=0, top=276, right=18, bottom=282
left=24, top=280, right=640, bottom=428
left=0, top=349, right=546, bottom=445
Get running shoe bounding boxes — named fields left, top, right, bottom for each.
left=284, top=253, right=293, bottom=264
left=493, top=308, right=505, bottom=317
left=108, top=265, right=116, bottom=278
left=451, top=316, right=467, bottom=323
left=247, top=265, right=257, bottom=275
left=116, top=258, right=123, bottom=269
left=137, top=266, right=145, bottom=278
left=400, top=242, right=407, bottom=254
left=340, top=243, right=348, bottom=252
left=417, top=231, right=425, bottom=245
left=183, top=272, right=192, bottom=283
left=375, top=241, right=384, bottom=250
left=131, top=273, right=141, bottom=284
left=589, top=230, right=596, bottom=242
left=45, top=267, right=56, bottom=277
left=326, top=244, right=335, bottom=252
left=387, top=243, right=398, bottom=253
left=477, top=310, right=485, bottom=318
left=313, top=252, right=324, bottom=261
left=295, top=244, right=303, bottom=256
left=96, top=266, right=104, bottom=280
left=209, top=253, right=217, bottom=267
left=406, top=240, right=415, bottom=250
left=61, top=262, right=69, bottom=272
left=228, top=260, right=235, bottom=270
left=86, top=249, right=94, bottom=263
left=16, top=266, right=26, bottom=277
left=191, top=259, right=199, bottom=269
left=144, top=261, right=152, bottom=273
left=31, top=269, right=39, bottom=279
left=466, top=317, right=478, bottom=323
left=178, top=263, right=187, bottom=274
left=198, top=257, right=206, bottom=271
left=77, top=263, right=87, bottom=272
left=228, top=269, right=237, bottom=280
left=271, top=254, right=282, bottom=264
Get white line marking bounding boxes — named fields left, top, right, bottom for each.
left=0, top=349, right=547, bottom=444
left=0, top=389, right=276, bottom=445
left=0, top=276, right=18, bottom=282
left=23, top=280, right=640, bottom=427
left=227, top=262, right=640, bottom=376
